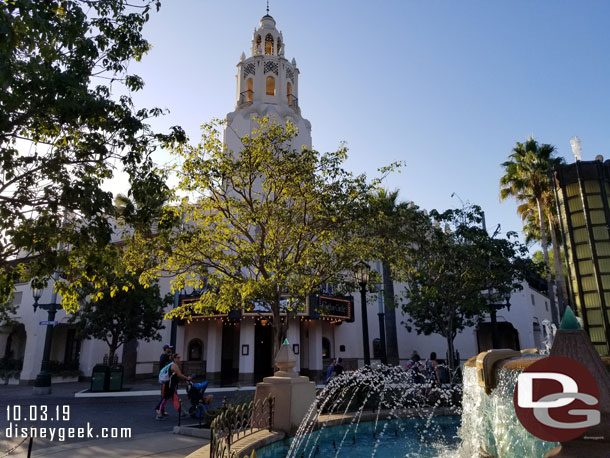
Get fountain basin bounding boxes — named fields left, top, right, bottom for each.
left=256, top=415, right=461, bottom=458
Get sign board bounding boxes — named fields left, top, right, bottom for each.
left=310, top=295, right=354, bottom=322
left=39, top=321, right=58, bottom=326
left=243, top=295, right=309, bottom=316
left=180, top=297, right=228, bottom=318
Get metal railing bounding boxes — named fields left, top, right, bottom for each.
left=210, top=394, right=274, bottom=458
left=238, top=90, right=253, bottom=105
left=288, top=94, right=299, bottom=109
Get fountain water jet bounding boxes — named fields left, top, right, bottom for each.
left=285, top=364, right=461, bottom=458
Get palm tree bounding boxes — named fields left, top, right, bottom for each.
left=114, top=193, right=135, bottom=220
left=518, top=193, right=568, bottom=313
left=500, top=137, right=565, bottom=323
left=369, top=189, right=406, bottom=366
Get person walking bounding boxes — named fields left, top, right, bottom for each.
left=157, top=353, right=192, bottom=420
left=155, top=345, right=173, bottom=416
left=160, top=344, right=172, bottom=367
left=325, top=359, right=336, bottom=384
left=334, top=358, right=345, bottom=377
left=426, top=352, right=441, bottom=385
left=406, top=351, right=420, bottom=370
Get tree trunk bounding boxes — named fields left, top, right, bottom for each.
left=537, top=199, right=559, bottom=324
left=446, top=334, right=455, bottom=372
left=549, top=214, right=568, bottom=318
left=108, top=345, right=117, bottom=367
left=382, top=260, right=399, bottom=365
left=121, top=339, right=138, bottom=382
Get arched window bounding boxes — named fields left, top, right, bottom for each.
left=266, top=76, right=275, bottom=96
left=255, top=35, right=262, bottom=54
left=188, top=339, right=203, bottom=361
left=322, top=337, right=331, bottom=358
left=246, top=78, right=253, bottom=102
left=265, top=34, right=274, bottom=55
left=277, top=37, right=282, bottom=55
left=286, top=82, right=292, bottom=104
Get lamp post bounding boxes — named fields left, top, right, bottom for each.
left=170, top=289, right=184, bottom=350
left=489, top=293, right=511, bottom=349
left=355, top=261, right=371, bottom=366
left=31, top=282, right=60, bottom=394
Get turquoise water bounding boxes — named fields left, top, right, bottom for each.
left=256, top=416, right=461, bottom=458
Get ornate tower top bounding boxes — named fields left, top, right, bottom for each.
left=232, top=13, right=303, bottom=117
left=251, top=14, right=283, bottom=57
left=225, top=13, right=312, bottom=153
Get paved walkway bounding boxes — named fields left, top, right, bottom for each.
left=0, top=379, right=255, bottom=458
left=3, top=431, right=204, bottom=458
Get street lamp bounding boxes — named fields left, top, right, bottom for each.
left=170, top=287, right=187, bottom=349
left=489, top=292, right=511, bottom=349
left=355, top=261, right=371, bottom=366
left=31, top=281, right=60, bottom=394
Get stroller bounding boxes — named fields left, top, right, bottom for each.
left=186, top=380, right=213, bottom=418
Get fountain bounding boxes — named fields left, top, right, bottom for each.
left=249, top=309, right=610, bottom=458
left=254, top=339, right=316, bottom=435
left=254, top=363, right=462, bottom=457
left=460, top=307, right=610, bottom=458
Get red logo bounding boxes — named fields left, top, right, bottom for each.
left=513, top=356, right=600, bottom=442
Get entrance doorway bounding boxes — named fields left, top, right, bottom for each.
left=477, top=322, right=520, bottom=352
left=221, top=321, right=240, bottom=386
left=254, top=321, right=273, bottom=382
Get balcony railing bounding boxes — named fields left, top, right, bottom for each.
left=288, top=94, right=299, bottom=110
left=238, top=90, right=253, bottom=106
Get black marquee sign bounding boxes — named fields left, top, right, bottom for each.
left=180, top=297, right=241, bottom=319
left=309, top=294, right=354, bottom=322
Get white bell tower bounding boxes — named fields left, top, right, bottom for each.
left=224, top=13, right=312, bottom=152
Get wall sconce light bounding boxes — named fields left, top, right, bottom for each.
left=292, top=344, right=299, bottom=355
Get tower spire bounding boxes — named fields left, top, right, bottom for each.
left=266, top=0, right=269, bottom=15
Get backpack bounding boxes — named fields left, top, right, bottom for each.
left=158, top=362, right=174, bottom=384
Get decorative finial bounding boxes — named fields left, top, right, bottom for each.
left=559, top=305, right=581, bottom=330
left=570, top=136, right=582, bottom=161
left=266, top=0, right=269, bottom=15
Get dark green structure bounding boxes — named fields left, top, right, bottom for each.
left=552, top=158, right=610, bottom=356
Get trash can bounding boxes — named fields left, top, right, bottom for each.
left=108, top=365, right=124, bottom=391
left=91, top=365, right=109, bottom=392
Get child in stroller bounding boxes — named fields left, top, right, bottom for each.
left=186, top=380, right=214, bottom=418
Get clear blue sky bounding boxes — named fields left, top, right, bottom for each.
left=124, top=0, right=610, bottom=247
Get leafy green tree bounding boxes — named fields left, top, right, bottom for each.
left=70, top=270, right=168, bottom=365
left=135, top=118, right=390, bottom=358
left=500, top=137, right=565, bottom=323
left=0, top=0, right=183, bottom=310
left=396, top=206, right=527, bottom=369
